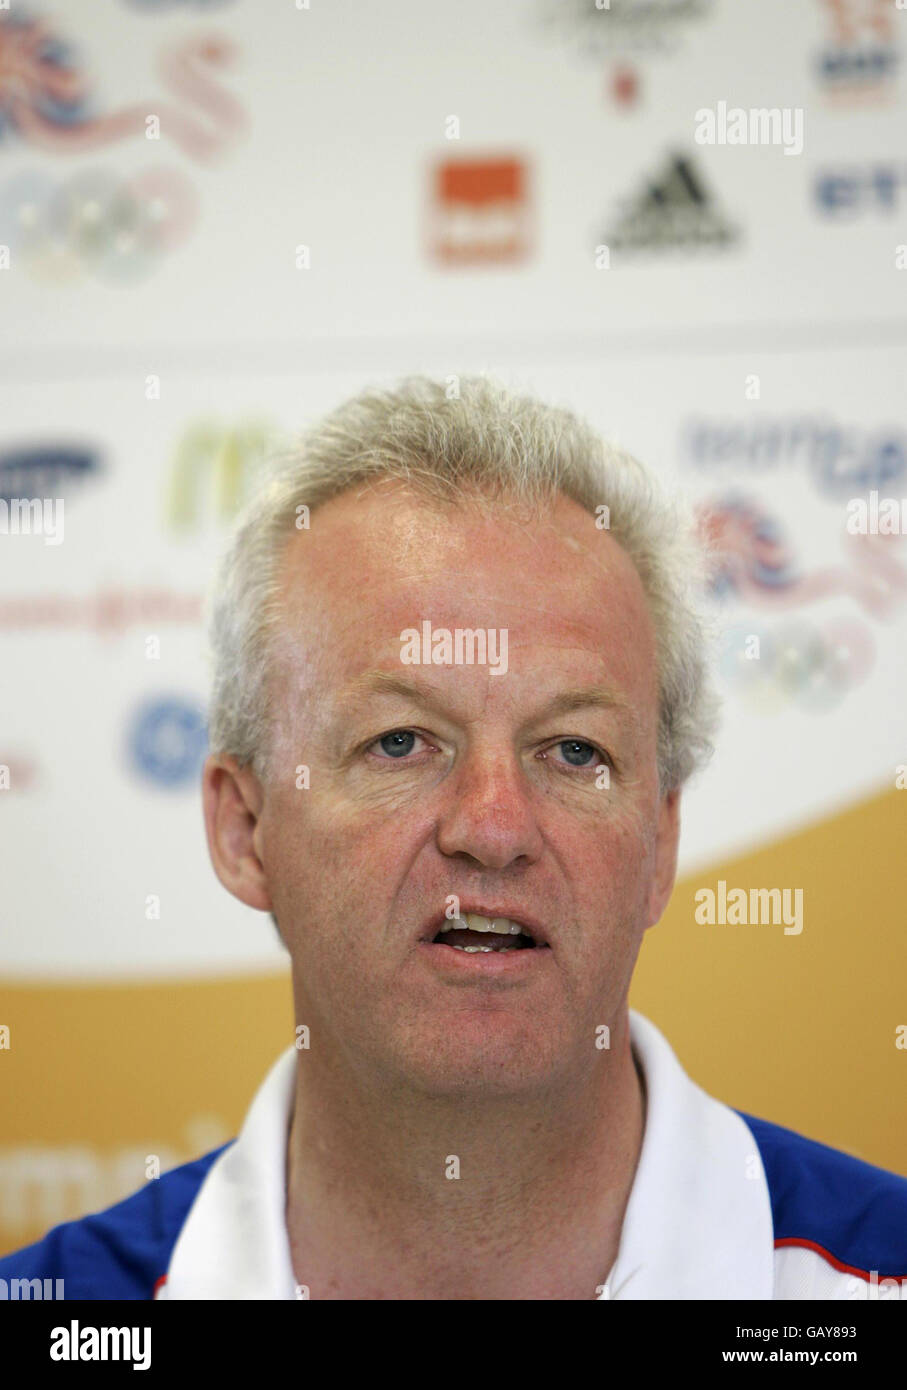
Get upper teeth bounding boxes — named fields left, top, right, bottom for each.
left=438, top=914, right=525, bottom=936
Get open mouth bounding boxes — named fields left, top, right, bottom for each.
left=431, top=913, right=547, bottom=954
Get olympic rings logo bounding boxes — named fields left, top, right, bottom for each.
left=718, top=617, right=876, bottom=713
left=0, top=166, right=198, bottom=284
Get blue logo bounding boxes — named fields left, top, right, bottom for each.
left=815, top=165, right=906, bottom=217
left=0, top=444, right=100, bottom=505
left=681, top=416, right=906, bottom=499
left=127, top=697, right=208, bottom=788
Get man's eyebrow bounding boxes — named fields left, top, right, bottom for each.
left=538, top=686, right=633, bottom=719
left=336, top=671, right=634, bottom=721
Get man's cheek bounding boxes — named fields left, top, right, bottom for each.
left=580, top=856, right=652, bottom=950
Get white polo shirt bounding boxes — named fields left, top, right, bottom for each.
left=155, top=1010, right=897, bottom=1300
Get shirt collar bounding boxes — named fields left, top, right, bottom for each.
left=161, top=1010, right=774, bottom=1300
left=161, top=1044, right=298, bottom=1299
left=603, top=1011, right=774, bottom=1299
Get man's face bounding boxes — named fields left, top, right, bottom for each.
left=246, top=481, right=679, bottom=1095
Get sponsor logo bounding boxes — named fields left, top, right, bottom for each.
left=428, top=156, right=531, bottom=266
left=0, top=588, right=203, bottom=636
left=0, top=11, right=246, bottom=162
left=0, top=11, right=89, bottom=140
left=815, top=163, right=907, bottom=216
left=697, top=492, right=907, bottom=619
left=698, top=490, right=906, bottom=714
left=600, top=151, right=738, bottom=253
left=0, top=10, right=243, bottom=280
left=718, top=616, right=875, bottom=714
left=0, top=166, right=198, bottom=285
left=697, top=495, right=799, bottom=598
left=814, top=0, right=900, bottom=102
left=166, top=418, right=275, bottom=529
left=538, top=0, right=713, bottom=58
left=0, top=444, right=100, bottom=506
left=126, top=696, right=208, bottom=788
left=680, top=416, right=907, bottom=499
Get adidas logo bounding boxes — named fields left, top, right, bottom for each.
left=602, top=152, right=738, bottom=253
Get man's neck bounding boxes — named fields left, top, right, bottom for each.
left=285, top=1013, right=646, bottom=1300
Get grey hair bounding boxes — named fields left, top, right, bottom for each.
left=206, top=375, right=720, bottom=794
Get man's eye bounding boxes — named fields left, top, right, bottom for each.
left=545, top=739, right=608, bottom=769
left=369, top=729, right=426, bottom=759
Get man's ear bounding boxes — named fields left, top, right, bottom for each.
left=202, top=753, right=273, bottom=912
left=646, top=787, right=681, bottom=929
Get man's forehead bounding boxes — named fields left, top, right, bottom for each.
left=287, top=482, right=600, bottom=556
left=274, top=483, right=657, bottom=710
left=279, top=484, right=641, bottom=609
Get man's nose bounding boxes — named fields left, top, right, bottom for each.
left=434, top=746, right=545, bottom=870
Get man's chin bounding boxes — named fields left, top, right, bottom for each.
left=388, top=1016, right=574, bottom=1099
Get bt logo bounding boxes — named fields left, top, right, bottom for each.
left=816, top=165, right=907, bottom=217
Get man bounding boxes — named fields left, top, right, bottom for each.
left=3, top=376, right=905, bottom=1299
